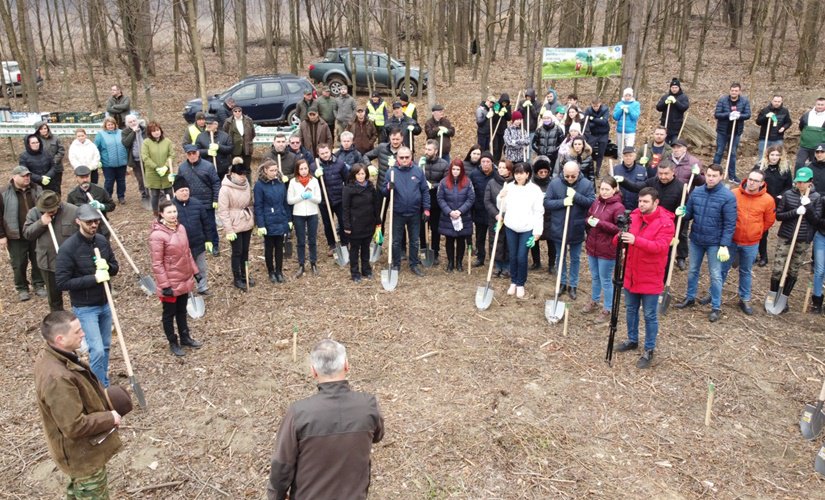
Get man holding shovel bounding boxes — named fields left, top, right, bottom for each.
left=712, top=83, right=751, bottom=183
left=655, top=78, right=690, bottom=145
left=754, top=95, right=792, bottom=161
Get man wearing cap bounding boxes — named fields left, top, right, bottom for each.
left=23, top=191, right=79, bottom=311
left=655, top=78, right=690, bottom=144
left=196, top=116, right=234, bottom=179
left=296, top=89, right=317, bottom=123
left=613, top=147, right=649, bottom=210
left=713, top=82, right=751, bottom=183
left=346, top=105, right=378, bottom=154
left=424, top=104, right=455, bottom=163
left=583, top=96, right=611, bottom=172
left=399, top=92, right=418, bottom=121
left=797, top=98, right=825, bottom=168
left=333, top=86, right=357, bottom=135
left=639, top=126, right=672, bottom=175
left=178, top=145, right=222, bottom=256
left=1, top=166, right=45, bottom=301
left=183, top=112, right=207, bottom=147
left=55, top=203, right=119, bottom=386
left=223, top=105, right=256, bottom=171
left=315, top=86, right=337, bottom=133
left=172, top=176, right=211, bottom=295
left=215, top=97, right=235, bottom=128
left=384, top=102, right=421, bottom=150
left=34, top=310, right=125, bottom=499
left=476, top=94, right=496, bottom=153
left=810, top=144, right=825, bottom=195
left=755, top=95, right=792, bottom=160
left=300, top=109, right=333, bottom=158
left=768, top=167, right=822, bottom=312
left=263, top=133, right=299, bottom=179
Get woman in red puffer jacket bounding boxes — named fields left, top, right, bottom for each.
left=149, top=199, right=203, bottom=356
left=583, top=176, right=626, bottom=321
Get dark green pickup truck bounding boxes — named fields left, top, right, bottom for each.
left=308, top=48, right=428, bottom=97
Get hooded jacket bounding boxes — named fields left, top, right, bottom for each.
left=437, top=176, right=475, bottom=237
left=585, top=193, right=625, bottom=259
left=121, top=122, right=146, bottom=167
left=731, top=181, right=776, bottom=246
left=217, top=176, right=254, bottom=234
left=615, top=206, right=675, bottom=295
left=94, top=128, right=128, bottom=168
left=684, top=181, right=738, bottom=247
left=19, top=134, right=59, bottom=186
left=173, top=196, right=209, bottom=256
left=149, top=220, right=197, bottom=297
left=655, top=89, right=690, bottom=136
left=516, top=89, right=539, bottom=132
left=263, top=147, right=298, bottom=179
left=544, top=174, right=596, bottom=244
left=34, top=121, right=65, bottom=165
left=254, top=170, right=291, bottom=236
left=612, top=99, right=641, bottom=133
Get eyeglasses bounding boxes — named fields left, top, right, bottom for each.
left=82, top=220, right=101, bottom=225
left=563, top=175, right=578, bottom=180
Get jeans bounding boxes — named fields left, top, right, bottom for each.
left=720, top=242, right=758, bottom=301
left=162, top=294, right=189, bottom=344
left=73, top=303, right=112, bottom=387
left=7, top=237, right=43, bottom=291
left=102, top=166, right=127, bottom=201
left=205, top=208, right=219, bottom=248
left=813, top=232, right=825, bottom=296
left=505, top=228, right=531, bottom=286
left=294, top=214, right=318, bottom=265
left=193, top=251, right=208, bottom=292
left=686, top=240, right=723, bottom=309
left=554, top=240, right=583, bottom=287
left=263, top=234, right=285, bottom=274
left=757, top=139, right=783, bottom=163
left=588, top=255, right=616, bottom=311
left=624, top=291, right=659, bottom=351
left=713, top=132, right=742, bottom=181
left=149, top=188, right=172, bottom=213
left=392, top=212, right=421, bottom=268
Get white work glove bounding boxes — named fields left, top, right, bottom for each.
left=486, top=110, right=494, bottom=119
left=368, top=165, right=378, bottom=177
left=691, top=164, right=700, bottom=175
left=566, top=187, right=576, bottom=197
left=314, top=166, right=324, bottom=178
left=587, top=216, right=599, bottom=227
left=796, top=206, right=806, bottom=215
left=387, top=157, right=396, bottom=167
left=717, top=246, right=730, bottom=263
left=665, top=96, right=676, bottom=105
left=614, top=175, right=624, bottom=184
left=406, top=125, right=414, bottom=131
left=621, top=105, right=629, bottom=113
left=800, top=195, right=810, bottom=206
left=729, top=111, right=740, bottom=121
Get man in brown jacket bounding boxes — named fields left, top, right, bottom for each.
left=346, top=105, right=378, bottom=154
left=267, top=339, right=384, bottom=500
left=34, top=310, right=123, bottom=498
left=299, top=109, right=333, bottom=158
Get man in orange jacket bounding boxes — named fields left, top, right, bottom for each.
left=720, top=169, right=776, bottom=314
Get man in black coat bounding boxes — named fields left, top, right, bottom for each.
left=178, top=145, right=222, bottom=255
left=754, top=94, right=793, bottom=161
left=583, top=97, right=612, bottom=172
left=65, top=166, right=114, bottom=239
left=196, top=116, right=234, bottom=179
left=173, top=176, right=211, bottom=294
left=655, top=78, right=690, bottom=144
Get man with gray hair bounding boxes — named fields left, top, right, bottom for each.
left=267, top=339, right=384, bottom=500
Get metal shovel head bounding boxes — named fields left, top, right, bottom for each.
left=369, top=241, right=382, bottom=263
left=475, top=284, right=493, bottom=311
left=421, top=248, right=435, bottom=268
left=334, top=244, right=349, bottom=267
left=765, top=291, right=787, bottom=315
left=800, top=401, right=825, bottom=440
left=130, top=375, right=147, bottom=409
left=816, top=445, right=825, bottom=476
left=658, top=288, right=672, bottom=315
left=139, top=275, right=157, bottom=296
left=545, top=299, right=565, bottom=324
left=187, top=293, right=205, bottom=319
left=381, top=268, right=398, bottom=291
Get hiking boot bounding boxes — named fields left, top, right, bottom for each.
left=812, top=295, right=823, bottom=314
left=446, top=261, right=454, bottom=272
left=198, top=288, right=211, bottom=296
left=698, top=293, right=712, bottom=306
left=738, top=299, right=753, bottom=315
left=432, top=256, right=440, bottom=266
left=294, top=265, right=305, bottom=279
left=708, top=309, right=721, bottom=322
left=363, top=272, right=374, bottom=280
left=18, top=290, right=31, bottom=302
left=568, top=287, right=578, bottom=300
left=233, top=278, right=248, bottom=291
left=34, top=286, right=48, bottom=298
left=757, top=257, right=768, bottom=267
left=169, top=342, right=185, bottom=357
left=530, top=261, right=541, bottom=270
left=352, top=275, right=362, bottom=283
left=675, top=298, right=695, bottom=309
left=636, top=350, right=654, bottom=369
left=581, top=301, right=599, bottom=314
left=180, top=333, right=203, bottom=349
left=676, top=258, right=686, bottom=271
left=596, top=309, right=611, bottom=324
left=559, top=284, right=568, bottom=296
left=472, top=258, right=485, bottom=268
left=211, top=246, right=220, bottom=257
left=616, top=340, right=638, bottom=352
left=410, top=266, right=425, bottom=277
left=456, top=262, right=464, bottom=272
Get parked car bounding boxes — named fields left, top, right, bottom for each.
left=1, top=61, right=44, bottom=97
left=182, top=74, right=315, bottom=126
left=308, top=48, right=428, bottom=97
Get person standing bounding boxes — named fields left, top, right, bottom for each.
left=295, top=89, right=316, bottom=123
left=263, top=133, right=298, bottom=180
left=532, top=110, right=564, bottom=169
left=122, top=114, right=149, bottom=201
left=675, top=164, right=737, bottom=322
left=469, top=152, right=495, bottom=267
left=106, top=84, right=130, bottom=128
left=529, top=157, right=556, bottom=272
left=485, top=159, right=513, bottom=276
left=183, top=112, right=207, bottom=147
left=34, top=310, right=124, bottom=499
left=756, top=145, right=793, bottom=266
left=288, top=160, right=322, bottom=277
left=384, top=102, right=421, bottom=150
left=34, top=121, right=66, bottom=195
left=612, top=88, right=641, bottom=148
left=215, top=97, right=235, bottom=128
left=712, top=82, right=751, bottom=183
left=796, top=97, right=825, bottom=168
left=437, top=159, right=475, bottom=272
left=476, top=94, right=496, bottom=153
left=583, top=96, right=611, bottom=172
left=613, top=187, right=676, bottom=369
left=503, top=111, right=530, bottom=163
left=334, top=86, right=357, bottom=136
left=315, top=86, right=337, bottom=134
left=196, top=116, right=234, bottom=179
left=420, top=140, right=448, bottom=265
left=366, top=91, right=387, bottom=135
left=140, top=121, right=175, bottom=216
left=315, top=143, right=350, bottom=256
left=337, top=131, right=363, bottom=170
left=424, top=104, right=455, bottom=163
left=346, top=106, right=378, bottom=155
left=55, top=204, right=119, bottom=387
left=300, top=110, right=333, bottom=158
left=754, top=95, right=792, bottom=161
left=810, top=144, right=825, bottom=196
left=342, top=164, right=380, bottom=282
left=583, top=176, right=624, bottom=323
left=19, top=133, right=58, bottom=194
left=666, top=139, right=705, bottom=270
left=266, top=339, right=384, bottom=500
left=655, top=78, right=690, bottom=144
left=172, top=176, right=211, bottom=295
left=254, top=159, right=291, bottom=284
left=639, top=126, right=672, bottom=175
left=149, top=199, right=203, bottom=356
left=223, top=106, right=256, bottom=171
left=491, top=94, right=512, bottom=162
left=95, top=117, right=129, bottom=205
left=612, top=147, right=648, bottom=210
left=1, top=166, right=45, bottom=301
left=178, top=145, right=221, bottom=256
left=463, top=144, right=482, bottom=178
left=218, top=162, right=255, bottom=290
left=68, top=128, right=101, bottom=185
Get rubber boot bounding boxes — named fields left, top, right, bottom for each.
left=780, top=276, right=797, bottom=314
left=812, top=295, right=823, bottom=314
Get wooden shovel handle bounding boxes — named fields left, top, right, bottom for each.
left=86, top=192, right=142, bottom=277
left=778, top=187, right=810, bottom=288
left=316, top=159, right=340, bottom=244
left=94, top=248, right=136, bottom=377
left=818, top=377, right=825, bottom=402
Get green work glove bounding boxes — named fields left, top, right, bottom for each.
left=766, top=112, right=775, bottom=119
left=41, top=175, right=51, bottom=186
left=208, top=143, right=219, bottom=156
left=639, top=156, right=649, bottom=165
left=226, top=232, right=237, bottom=242
left=438, top=126, right=448, bottom=136
left=771, top=115, right=778, bottom=126
left=523, top=100, right=533, bottom=108
left=525, top=235, right=535, bottom=248
left=587, top=216, right=599, bottom=227
left=93, top=257, right=109, bottom=271
left=315, top=166, right=324, bottom=178
left=614, top=175, right=624, bottom=184
left=212, top=202, right=219, bottom=209
left=95, top=269, right=110, bottom=283
left=563, top=196, right=574, bottom=207
left=368, top=165, right=378, bottom=177
left=257, top=227, right=267, bottom=237
left=281, top=174, right=288, bottom=183
left=493, top=219, right=503, bottom=232
left=675, top=205, right=686, bottom=217
left=665, top=96, right=676, bottom=105
left=670, top=237, right=679, bottom=247
left=566, top=187, right=576, bottom=198
left=419, top=156, right=426, bottom=166
left=205, top=242, right=213, bottom=253
left=691, top=164, right=700, bottom=175
left=498, top=108, right=506, bottom=116
left=156, top=166, right=169, bottom=177
left=167, top=173, right=176, bottom=183
left=373, top=225, right=384, bottom=244
left=89, top=200, right=105, bottom=211
left=717, top=246, right=730, bottom=262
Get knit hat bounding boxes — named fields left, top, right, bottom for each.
left=480, top=151, right=495, bottom=162
left=172, top=175, right=189, bottom=191
left=623, top=87, right=634, bottom=97
left=399, top=92, right=410, bottom=102
left=36, top=190, right=60, bottom=212
left=511, top=111, right=523, bottom=121
left=670, top=78, right=681, bottom=87
left=568, top=122, right=582, bottom=134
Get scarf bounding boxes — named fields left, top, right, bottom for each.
left=296, top=175, right=311, bottom=187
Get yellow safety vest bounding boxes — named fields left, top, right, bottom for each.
left=403, top=103, right=416, bottom=118
left=367, top=101, right=386, bottom=127
left=188, top=124, right=202, bottom=144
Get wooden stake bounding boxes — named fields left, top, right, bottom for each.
left=705, top=382, right=715, bottom=426
left=803, top=282, right=812, bottom=314
left=562, top=305, right=569, bottom=337
left=292, top=325, right=298, bottom=362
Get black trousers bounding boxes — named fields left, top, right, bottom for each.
left=444, top=236, right=466, bottom=265
left=758, top=230, right=769, bottom=261
left=162, top=294, right=189, bottom=344
left=230, top=230, right=252, bottom=277
left=40, top=269, right=64, bottom=311
left=264, top=234, right=285, bottom=274
left=530, top=239, right=556, bottom=269
left=349, top=236, right=371, bottom=277
left=420, top=188, right=441, bottom=256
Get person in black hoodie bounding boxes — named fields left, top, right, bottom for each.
left=655, top=78, right=690, bottom=144
left=469, top=151, right=495, bottom=267
left=583, top=96, right=611, bottom=172
left=20, top=134, right=61, bottom=194
left=754, top=95, right=793, bottom=161
left=755, top=145, right=793, bottom=266
left=172, top=176, right=211, bottom=294
left=342, top=164, right=380, bottom=282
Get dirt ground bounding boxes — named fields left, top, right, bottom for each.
left=2, top=27, right=825, bottom=498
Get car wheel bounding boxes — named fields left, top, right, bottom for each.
left=287, top=109, right=300, bottom=127
left=401, top=80, right=418, bottom=97
left=327, top=77, right=347, bottom=97
left=5, top=85, right=13, bottom=98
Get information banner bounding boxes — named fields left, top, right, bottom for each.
left=541, top=45, right=623, bottom=79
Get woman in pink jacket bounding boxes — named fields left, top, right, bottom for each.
left=218, top=161, right=255, bottom=290
left=149, top=199, right=203, bottom=356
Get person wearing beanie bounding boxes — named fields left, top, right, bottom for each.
left=399, top=92, right=418, bottom=122
left=218, top=161, right=255, bottom=290
left=183, top=112, right=207, bottom=147
left=475, top=94, right=497, bottom=153
left=655, top=78, right=690, bottom=144
left=612, top=87, right=641, bottom=149
left=503, top=110, right=529, bottom=163
left=583, top=96, right=612, bottom=172
left=712, top=82, right=751, bottom=183
left=172, top=175, right=211, bottom=295
left=469, top=151, right=496, bottom=267
left=754, top=95, right=792, bottom=161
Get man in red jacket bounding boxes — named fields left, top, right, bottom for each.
left=613, top=187, right=675, bottom=369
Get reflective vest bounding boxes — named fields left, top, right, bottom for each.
left=367, top=101, right=386, bottom=127
left=402, top=103, right=416, bottom=119
left=188, top=124, right=202, bottom=144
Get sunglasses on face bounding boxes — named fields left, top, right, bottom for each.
left=397, top=156, right=411, bottom=159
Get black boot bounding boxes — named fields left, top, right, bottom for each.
left=780, top=276, right=797, bottom=313
left=812, top=295, right=823, bottom=314
left=180, top=331, right=203, bottom=348
left=269, top=271, right=278, bottom=283
left=311, top=263, right=319, bottom=276
left=294, top=265, right=305, bottom=279
left=232, top=266, right=247, bottom=291
left=446, top=260, right=454, bottom=272
left=275, top=272, right=285, bottom=283
left=769, top=277, right=780, bottom=295
left=169, top=342, right=185, bottom=357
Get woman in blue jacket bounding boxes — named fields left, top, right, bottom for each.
left=95, top=117, right=129, bottom=204
left=254, top=159, right=291, bottom=283
left=612, top=88, right=641, bottom=149
left=437, top=159, right=475, bottom=272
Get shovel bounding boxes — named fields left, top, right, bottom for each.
left=420, top=221, right=435, bottom=267
left=801, top=378, right=825, bottom=440
left=475, top=221, right=502, bottom=310
left=381, top=171, right=398, bottom=291
left=546, top=204, right=571, bottom=324
left=659, top=172, right=695, bottom=315
left=47, top=222, right=60, bottom=253
left=317, top=162, right=349, bottom=267
left=723, top=117, right=737, bottom=181
left=86, top=192, right=156, bottom=295
left=94, top=248, right=146, bottom=409
left=370, top=197, right=387, bottom=264
left=765, top=188, right=808, bottom=315
left=816, top=445, right=825, bottom=476
left=186, top=292, right=205, bottom=319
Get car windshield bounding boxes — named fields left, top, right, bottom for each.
left=322, top=50, right=340, bottom=62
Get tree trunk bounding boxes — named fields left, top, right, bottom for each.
left=60, top=0, right=78, bottom=72
left=288, top=0, right=299, bottom=73
left=235, top=0, right=247, bottom=77
left=692, top=0, right=715, bottom=87
left=77, top=0, right=101, bottom=108
left=264, top=0, right=275, bottom=67
left=619, top=0, right=644, bottom=92
left=478, top=0, right=495, bottom=98
left=795, top=0, right=821, bottom=80
left=16, top=0, right=40, bottom=110
left=184, top=0, right=208, bottom=108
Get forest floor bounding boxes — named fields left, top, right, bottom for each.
left=2, top=28, right=825, bottom=498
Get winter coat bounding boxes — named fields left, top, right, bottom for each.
left=421, top=156, right=449, bottom=186
left=215, top=102, right=233, bottom=128
left=287, top=176, right=322, bottom=217
left=615, top=206, right=675, bottom=295
left=382, top=114, right=421, bottom=147
left=195, top=130, right=233, bottom=177
left=684, top=182, right=738, bottom=247
left=364, top=142, right=401, bottom=189
left=95, top=129, right=128, bottom=168
left=585, top=193, right=624, bottom=259
left=516, top=89, right=540, bottom=132
left=300, top=119, right=333, bottom=156
left=612, top=100, right=641, bottom=133
left=318, top=155, right=349, bottom=207
left=121, top=124, right=146, bottom=168
left=223, top=114, right=256, bottom=156
left=503, top=125, right=530, bottom=163
left=68, top=138, right=100, bottom=172
left=492, top=94, right=512, bottom=139
left=65, top=184, right=115, bottom=240
left=342, top=182, right=380, bottom=240
left=254, top=175, right=291, bottom=236
left=55, top=232, right=119, bottom=307
left=425, top=117, right=456, bottom=156
left=544, top=174, right=596, bottom=244
left=173, top=196, right=209, bottom=256
left=437, top=178, right=475, bottom=237
left=337, top=146, right=363, bottom=170
left=381, top=164, right=430, bottom=217
left=149, top=221, right=197, bottom=297
left=583, top=104, right=611, bottom=136
left=22, top=202, right=79, bottom=272
left=532, top=122, right=564, bottom=158
left=755, top=104, right=792, bottom=141
left=290, top=145, right=316, bottom=172
left=731, top=182, right=776, bottom=246
left=34, top=346, right=121, bottom=477
left=0, top=180, right=41, bottom=240
left=557, top=148, right=594, bottom=181
left=476, top=102, right=493, bottom=139
left=621, top=176, right=685, bottom=214
left=346, top=118, right=378, bottom=154
left=613, top=161, right=649, bottom=210
left=498, top=181, right=544, bottom=235
left=484, top=173, right=508, bottom=225
left=798, top=109, right=825, bottom=149
left=334, top=95, right=357, bottom=126
left=263, top=148, right=299, bottom=179
left=655, top=90, right=690, bottom=137
left=35, top=122, right=65, bottom=165
left=295, top=97, right=316, bottom=123
left=714, top=94, right=751, bottom=136
left=761, top=163, right=793, bottom=203
left=641, top=141, right=672, bottom=171
left=776, top=187, right=821, bottom=243
left=668, top=152, right=706, bottom=189
left=810, top=161, right=825, bottom=196
left=105, top=94, right=131, bottom=128
left=463, top=159, right=480, bottom=178
left=531, top=160, right=553, bottom=240
left=470, top=168, right=495, bottom=224
left=315, top=96, right=336, bottom=125
left=140, top=137, right=175, bottom=189
left=178, top=158, right=221, bottom=207
left=217, top=176, right=254, bottom=234
left=19, top=134, right=59, bottom=187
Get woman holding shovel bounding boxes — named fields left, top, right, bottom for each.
left=287, top=160, right=322, bottom=278
left=149, top=199, right=203, bottom=356
left=218, top=162, right=255, bottom=290
left=437, top=159, right=475, bottom=272
left=342, top=164, right=380, bottom=282
left=497, top=162, right=545, bottom=299
left=140, top=121, right=175, bottom=217
left=583, top=176, right=625, bottom=322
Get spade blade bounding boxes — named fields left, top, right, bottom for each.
left=475, top=284, right=493, bottom=311
left=545, top=299, right=565, bottom=324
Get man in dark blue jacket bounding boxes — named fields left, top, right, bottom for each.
left=675, top=164, right=737, bottom=322
left=613, top=147, right=649, bottom=210
left=178, top=145, right=221, bottom=256
left=381, top=146, right=430, bottom=276
left=315, top=144, right=349, bottom=251
left=173, top=176, right=211, bottom=294
left=713, top=83, right=751, bottom=183
left=583, top=97, right=611, bottom=172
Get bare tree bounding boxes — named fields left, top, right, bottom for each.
left=235, top=0, right=247, bottom=77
